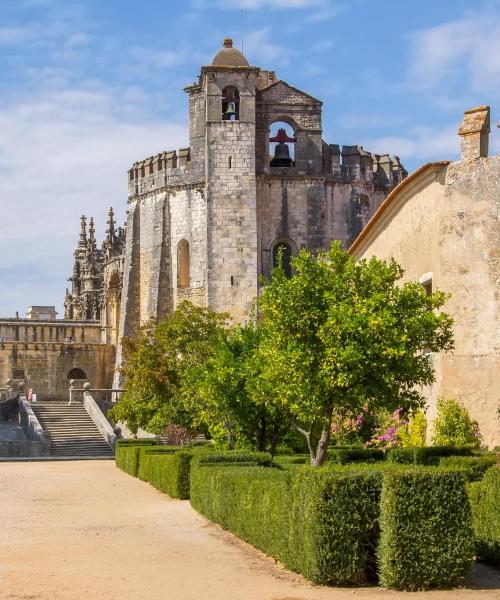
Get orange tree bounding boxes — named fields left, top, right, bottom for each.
left=256, top=242, right=454, bottom=466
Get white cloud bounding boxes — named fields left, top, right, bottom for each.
left=243, top=28, right=291, bottom=67
left=192, top=0, right=344, bottom=19
left=408, top=12, right=500, bottom=100
left=0, top=84, right=187, bottom=317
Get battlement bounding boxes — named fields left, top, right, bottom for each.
left=323, top=143, right=407, bottom=189
left=128, top=147, right=205, bottom=197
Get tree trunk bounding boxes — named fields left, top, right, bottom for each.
left=225, top=420, right=235, bottom=450
left=312, top=426, right=331, bottom=467
left=289, top=419, right=315, bottom=464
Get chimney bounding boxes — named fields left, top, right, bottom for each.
left=458, top=106, right=490, bottom=160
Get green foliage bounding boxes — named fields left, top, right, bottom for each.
left=140, top=450, right=194, bottom=499
left=108, top=301, right=227, bottom=435
left=288, top=468, right=383, bottom=584
left=398, top=410, right=427, bottom=448
left=193, top=451, right=273, bottom=468
left=468, top=466, right=500, bottom=565
left=191, top=465, right=292, bottom=561
left=115, top=440, right=160, bottom=476
left=432, top=397, right=482, bottom=449
left=257, top=242, right=454, bottom=465
left=183, top=322, right=290, bottom=453
left=386, top=445, right=473, bottom=465
left=378, top=469, right=474, bottom=590
left=190, top=462, right=382, bottom=585
left=327, top=447, right=385, bottom=465
left=137, top=446, right=178, bottom=481
left=439, top=455, right=498, bottom=482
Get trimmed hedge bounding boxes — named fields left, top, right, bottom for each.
left=193, top=451, right=273, bottom=467
left=378, top=469, right=474, bottom=590
left=327, top=447, right=384, bottom=465
left=468, top=466, right=500, bottom=565
left=190, top=463, right=383, bottom=585
left=115, top=438, right=158, bottom=446
left=140, top=450, right=194, bottom=499
left=439, top=455, right=497, bottom=482
left=273, top=455, right=309, bottom=469
left=115, top=440, right=160, bottom=476
left=137, top=446, right=178, bottom=481
left=386, top=445, right=473, bottom=465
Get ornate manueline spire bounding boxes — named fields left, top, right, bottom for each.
left=106, top=207, right=115, bottom=242
left=88, top=216, right=97, bottom=251
left=79, top=215, right=87, bottom=246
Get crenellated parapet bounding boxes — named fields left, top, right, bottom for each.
left=322, top=143, right=407, bottom=189
left=128, top=147, right=204, bottom=198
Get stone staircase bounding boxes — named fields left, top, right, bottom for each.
left=31, top=400, right=114, bottom=458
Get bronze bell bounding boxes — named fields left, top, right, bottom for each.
left=270, top=141, right=293, bottom=167
left=223, top=101, right=237, bottom=120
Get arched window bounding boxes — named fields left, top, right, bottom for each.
left=177, top=239, right=190, bottom=288
left=222, top=86, right=240, bottom=121
left=269, top=121, right=296, bottom=167
left=272, top=242, right=293, bottom=278
left=67, top=368, right=86, bottom=380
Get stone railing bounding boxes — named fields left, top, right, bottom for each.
left=16, top=395, right=51, bottom=457
left=69, top=381, right=122, bottom=451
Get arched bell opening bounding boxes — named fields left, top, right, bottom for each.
left=222, top=86, right=240, bottom=121
left=269, top=121, right=296, bottom=168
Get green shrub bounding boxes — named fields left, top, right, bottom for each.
left=378, top=469, right=474, bottom=590
left=327, top=447, right=384, bottom=465
left=140, top=450, right=194, bottom=499
left=468, top=466, right=500, bottom=565
left=387, top=445, right=473, bottom=465
left=193, top=451, right=273, bottom=467
left=432, top=398, right=482, bottom=448
left=190, top=462, right=382, bottom=585
left=191, top=465, right=291, bottom=560
left=137, top=446, right=178, bottom=481
left=115, top=438, right=158, bottom=446
left=399, top=410, right=427, bottom=448
left=273, top=455, right=309, bottom=469
left=440, top=455, right=497, bottom=482
left=288, top=468, right=382, bottom=584
left=115, top=440, right=160, bottom=476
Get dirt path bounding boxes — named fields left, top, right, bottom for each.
left=0, top=461, right=498, bottom=600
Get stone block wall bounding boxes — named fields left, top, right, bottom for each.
left=0, top=342, right=114, bottom=400
left=206, top=120, right=258, bottom=320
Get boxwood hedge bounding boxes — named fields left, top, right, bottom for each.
left=468, top=466, right=500, bottom=566
left=115, top=439, right=160, bottom=476
left=439, top=454, right=497, bottom=482
left=327, top=447, right=384, bottom=465
left=378, top=469, right=474, bottom=590
left=190, top=462, right=383, bottom=585
left=140, top=450, right=194, bottom=499
left=386, top=446, right=473, bottom=465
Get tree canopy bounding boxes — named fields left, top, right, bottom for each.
left=255, top=242, right=454, bottom=465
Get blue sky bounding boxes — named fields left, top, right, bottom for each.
left=1, top=0, right=500, bottom=317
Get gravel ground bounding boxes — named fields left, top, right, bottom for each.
left=0, top=461, right=498, bottom=600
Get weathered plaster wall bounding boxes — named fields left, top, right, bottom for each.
left=352, top=157, right=500, bottom=447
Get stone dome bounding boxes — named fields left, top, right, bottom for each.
left=211, top=38, right=249, bottom=67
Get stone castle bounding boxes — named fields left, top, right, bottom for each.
left=63, top=37, right=406, bottom=348
left=3, top=39, right=496, bottom=446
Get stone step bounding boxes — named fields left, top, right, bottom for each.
left=31, top=402, right=113, bottom=458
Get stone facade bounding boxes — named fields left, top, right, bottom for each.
left=0, top=319, right=114, bottom=399
left=115, top=38, right=406, bottom=356
left=350, top=107, right=500, bottom=448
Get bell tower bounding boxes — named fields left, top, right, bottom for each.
left=200, top=38, right=260, bottom=320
